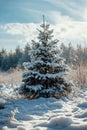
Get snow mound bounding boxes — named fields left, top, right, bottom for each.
left=49, top=116, right=73, bottom=127
left=1, top=84, right=87, bottom=130
left=78, top=101, right=87, bottom=108
left=17, top=126, right=26, bottom=130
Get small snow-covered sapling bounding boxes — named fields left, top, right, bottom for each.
left=9, top=107, right=19, bottom=121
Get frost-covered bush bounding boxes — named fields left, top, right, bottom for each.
left=67, top=63, right=87, bottom=88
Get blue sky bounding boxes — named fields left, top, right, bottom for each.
left=0, top=0, right=87, bottom=50
left=0, top=0, right=86, bottom=23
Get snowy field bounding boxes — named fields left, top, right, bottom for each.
left=0, top=84, right=87, bottom=130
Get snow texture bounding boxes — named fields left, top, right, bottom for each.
left=1, top=84, right=87, bottom=130
left=26, top=84, right=43, bottom=92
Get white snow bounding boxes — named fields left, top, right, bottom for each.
left=1, top=84, right=87, bottom=130
left=26, top=84, right=43, bottom=92
left=23, top=71, right=66, bottom=81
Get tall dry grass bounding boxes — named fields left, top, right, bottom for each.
left=0, top=68, right=22, bottom=85
left=68, top=63, right=87, bottom=88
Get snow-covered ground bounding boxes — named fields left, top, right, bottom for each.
left=0, top=84, right=87, bottom=130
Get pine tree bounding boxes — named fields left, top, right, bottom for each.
left=19, top=16, right=72, bottom=99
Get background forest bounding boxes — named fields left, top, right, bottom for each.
left=0, top=43, right=87, bottom=71
left=0, top=42, right=87, bottom=88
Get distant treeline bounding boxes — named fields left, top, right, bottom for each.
left=0, top=43, right=87, bottom=71
left=0, top=43, right=31, bottom=71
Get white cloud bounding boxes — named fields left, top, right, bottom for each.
left=0, top=18, right=87, bottom=48
left=54, top=22, right=87, bottom=47
left=83, top=8, right=87, bottom=21
left=2, top=23, right=38, bottom=35
left=47, top=11, right=87, bottom=45
left=0, top=23, right=40, bottom=45
left=48, top=11, right=72, bottom=24
left=44, top=0, right=87, bottom=22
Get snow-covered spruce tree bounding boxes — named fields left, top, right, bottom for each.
left=19, top=17, right=72, bottom=99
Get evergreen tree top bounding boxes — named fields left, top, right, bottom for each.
left=40, top=15, right=50, bottom=30
left=37, top=15, right=54, bottom=45
left=41, top=15, right=53, bottom=32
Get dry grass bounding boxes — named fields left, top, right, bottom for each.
left=0, top=64, right=87, bottom=88
left=68, top=63, right=87, bottom=88
left=0, top=68, right=22, bottom=84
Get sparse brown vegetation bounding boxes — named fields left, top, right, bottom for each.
left=0, top=68, right=22, bottom=84
left=67, top=63, right=87, bottom=88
